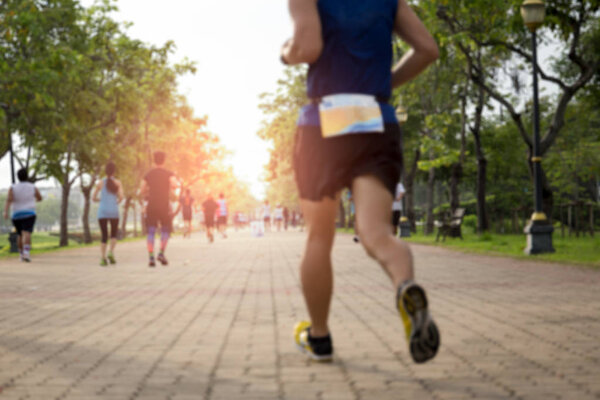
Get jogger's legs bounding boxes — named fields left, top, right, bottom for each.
left=147, top=226, right=156, bottom=255
left=160, top=228, right=169, bottom=253
left=352, top=176, right=414, bottom=288
left=109, top=218, right=118, bottom=254
left=99, top=219, right=109, bottom=259
left=299, top=194, right=339, bottom=338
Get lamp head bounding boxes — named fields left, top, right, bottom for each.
left=395, top=106, right=408, bottom=124
left=521, top=0, right=545, bottom=32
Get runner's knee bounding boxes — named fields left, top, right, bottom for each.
left=358, top=225, right=391, bottom=259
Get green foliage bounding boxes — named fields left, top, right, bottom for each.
left=545, top=98, right=600, bottom=203
left=462, top=214, right=477, bottom=233
left=257, top=66, right=307, bottom=206
left=1, top=0, right=254, bottom=244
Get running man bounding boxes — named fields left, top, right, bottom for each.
left=180, top=189, right=194, bottom=238
left=202, top=194, right=218, bottom=243
left=262, top=200, right=271, bottom=232
left=216, top=193, right=228, bottom=239
left=139, top=151, right=179, bottom=267
left=284, top=0, right=440, bottom=363
left=93, top=162, right=124, bottom=266
left=3, top=168, right=42, bottom=262
left=283, top=207, right=290, bottom=230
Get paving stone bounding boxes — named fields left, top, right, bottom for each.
left=1, top=231, right=599, bottom=400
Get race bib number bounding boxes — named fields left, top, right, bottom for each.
left=319, top=94, right=384, bottom=138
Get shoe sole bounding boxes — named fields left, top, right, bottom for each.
left=400, top=285, right=440, bottom=364
left=295, top=344, right=333, bottom=362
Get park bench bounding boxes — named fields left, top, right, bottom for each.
left=435, top=208, right=466, bottom=242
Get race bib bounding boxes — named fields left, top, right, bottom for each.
left=318, top=94, right=384, bottom=138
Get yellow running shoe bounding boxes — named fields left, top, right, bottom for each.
left=293, top=321, right=333, bottom=362
left=397, top=282, right=440, bottom=363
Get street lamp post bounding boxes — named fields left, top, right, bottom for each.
left=395, top=105, right=411, bottom=238
left=521, top=0, right=554, bottom=254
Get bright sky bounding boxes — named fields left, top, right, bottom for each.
left=0, top=1, right=562, bottom=196
left=0, top=0, right=292, bottom=198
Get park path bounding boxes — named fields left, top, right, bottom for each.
left=0, top=230, right=599, bottom=400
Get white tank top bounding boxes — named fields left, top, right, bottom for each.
left=11, top=182, right=37, bottom=215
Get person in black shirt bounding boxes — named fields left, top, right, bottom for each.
left=283, top=207, right=290, bottom=231
left=139, top=151, right=179, bottom=267
left=202, top=195, right=218, bottom=243
left=180, top=189, right=194, bottom=238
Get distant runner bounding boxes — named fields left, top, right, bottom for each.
left=139, top=151, right=178, bottom=267
left=392, top=181, right=406, bottom=236
left=283, top=207, right=290, bottom=230
left=216, top=193, right=228, bottom=239
left=202, top=195, right=218, bottom=243
left=274, top=204, right=284, bottom=232
left=92, top=162, right=123, bottom=266
left=180, top=188, right=194, bottom=238
left=3, top=168, right=42, bottom=262
left=262, top=200, right=271, bottom=232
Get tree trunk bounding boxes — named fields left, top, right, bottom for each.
left=80, top=177, right=96, bottom=244
left=475, top=155, right=489, bottom=233
left=449, top=163, right=462, bottom=214
left=471, top=85, right=488, bottom=233
left=424, top=166, right=435, bottom=235
left=405, top=148, right=421, bottom=232
left=121, top=197, right=131, bottom=238
left=450, top=88, right=467, bottom=214
left=338, top=197, right=346, bottom=228
left=59, top=182, right=71, bottom=247
left=133, top=203, right=138, bottom=237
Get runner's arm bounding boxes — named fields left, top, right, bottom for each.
left=169, top=175, right=180, bottom=201
left=171, top=202, right=181, bottom=217
left=3, top=188, right=13, bottom=220
left=391, top=0, right=439, bottom=88
left=92, top=181, right=103, bottom=202
left=34, top=187, right=43, bottom=202
left=116, top=179, right=124, bottom=203
left=138, top=180, right=149, bottom=205
left=281, top=0, right=322, bottom=65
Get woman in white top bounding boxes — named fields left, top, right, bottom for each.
left=262, top=200, right=271, bottom=232
left=3, top=168, right=43, bottom=262
left=274, top=204, right=284, bottom=232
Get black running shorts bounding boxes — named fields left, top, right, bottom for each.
left=146, top=207, right=172, bottom=233
left=293, top=123, right=402, bottom=201
left=12, top=216, right=36, bottom=235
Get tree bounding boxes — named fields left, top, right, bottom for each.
left=257, top=66, right=307, bottom=206
left=436, top=0, right=600, bottom=217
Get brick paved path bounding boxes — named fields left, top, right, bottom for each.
left=0, top=231, right=599, bottom=400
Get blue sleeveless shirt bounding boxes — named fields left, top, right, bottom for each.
left=97, top=179, right=119, bottom=220
left=298, top=0, right=399, bottom=127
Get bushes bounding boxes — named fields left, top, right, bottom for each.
left=463, top=214, right=477, bottom=234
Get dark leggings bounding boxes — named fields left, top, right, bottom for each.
left=99, top=218, right=119, bottom=244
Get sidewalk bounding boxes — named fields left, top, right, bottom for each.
left=0, top=231, right=599, bottom=400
